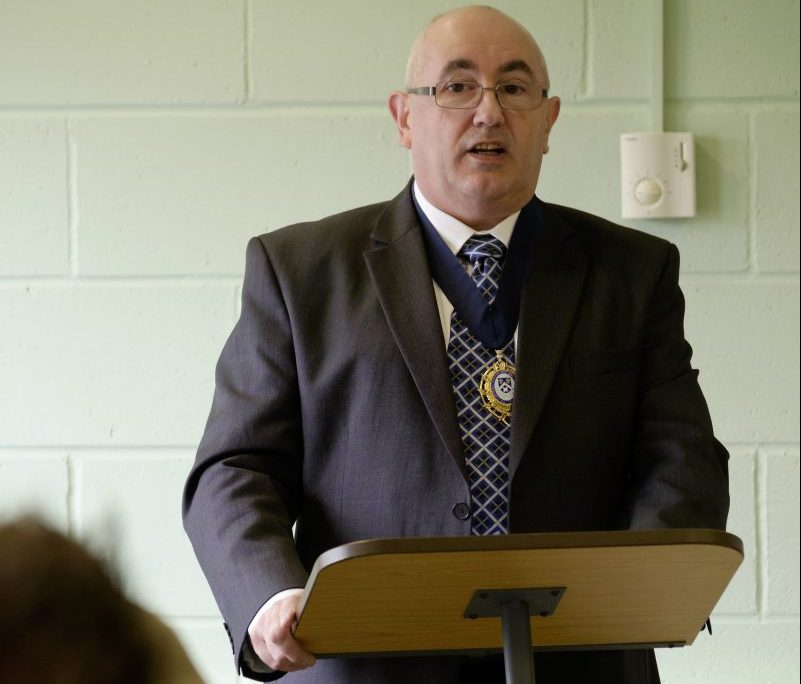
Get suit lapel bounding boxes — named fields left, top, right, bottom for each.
left=363, top=187, right=467, bottom=477
left=363, top=190, right=589, bottom=482
left=509, top=203, right=589, bottom=478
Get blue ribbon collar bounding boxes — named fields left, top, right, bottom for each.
left=414, top=192, right=542, bottom=349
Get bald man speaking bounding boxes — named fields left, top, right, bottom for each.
left=183, top=6, right=729, bottom=683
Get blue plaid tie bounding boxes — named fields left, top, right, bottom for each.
left=447, top=235, right=514, bottom=535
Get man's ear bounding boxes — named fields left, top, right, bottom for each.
left=542, top=96, right=560, bottom=155
left=388, top=91, right=412, bottom=149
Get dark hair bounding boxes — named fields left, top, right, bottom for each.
left=0, top=517, right=155, bottom=684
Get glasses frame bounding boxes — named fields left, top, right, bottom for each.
left=406, top=82, right=549, bottom=111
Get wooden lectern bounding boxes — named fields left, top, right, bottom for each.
left=293, top=529, right=743, bottom=684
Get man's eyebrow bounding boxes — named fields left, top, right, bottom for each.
left=438, top=58, right=477, bottom=80
left=498, top=60, right=533, bottom=77
left=436, top=58, right=535, bottom=81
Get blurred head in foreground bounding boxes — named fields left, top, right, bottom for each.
left=0, top=516, right=155, bottom=684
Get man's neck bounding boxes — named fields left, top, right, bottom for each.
left=413, top=182, right=518, bottom=255
left=412, top=184, right=518, bottom=231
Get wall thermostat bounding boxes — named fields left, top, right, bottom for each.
left=620, top=131, right=696, bottom=219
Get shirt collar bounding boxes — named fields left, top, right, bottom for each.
left=413, top=182, right=519, bottom=257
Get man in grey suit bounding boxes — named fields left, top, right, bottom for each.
left=183, top=6, right=729, bottom=683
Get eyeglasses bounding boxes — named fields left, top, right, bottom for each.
left=406, top=81, right=549, bottom=111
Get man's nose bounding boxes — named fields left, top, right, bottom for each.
left=472, top=87, right=505, bottom=126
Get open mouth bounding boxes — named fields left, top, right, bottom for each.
left=469, top=143, right=506, bottom=156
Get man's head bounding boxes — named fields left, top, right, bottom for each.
left=389, top=5, right=560, bottom=230
left=0, top=517, right=154, bottom=684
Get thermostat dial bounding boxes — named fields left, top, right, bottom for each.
left=634, top=177, right=663, bottom=206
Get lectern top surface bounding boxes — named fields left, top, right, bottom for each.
left=293, top=529, right=743, bottom=657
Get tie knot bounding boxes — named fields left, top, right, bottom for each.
left=460, top=235, right=506, bottom=267
left=459, top=235, right=506, bottom=304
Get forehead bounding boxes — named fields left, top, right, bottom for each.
left=418, top=12, right=543, bottom=81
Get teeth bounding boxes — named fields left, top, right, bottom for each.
left=474, top=143, right=502, bottom=151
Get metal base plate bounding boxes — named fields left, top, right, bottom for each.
left=464, top=587, right=566, bottom=620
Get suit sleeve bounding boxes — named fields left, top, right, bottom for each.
left=624, top=243, right=730, bottom=530
left=182, top=236, right=307, bottom=681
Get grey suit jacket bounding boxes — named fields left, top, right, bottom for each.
left=183, top=182, right=729, bottom=683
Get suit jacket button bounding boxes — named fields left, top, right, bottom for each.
left=452, top=503, right=470, bottom=521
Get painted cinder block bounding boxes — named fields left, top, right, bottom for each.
left=75, top=451, right=218, bottom=617
left=73, top=114, right=409, bottom=276
left=714, top=448, right=757, bottom=616
left=754, top=107, right=801, bottom=273
left=764, top=448, right=800, bottom=616
left=657, top=622, right=800, bottom=684
left=168, top=618, right=239, bottom=684
left=249, top=0, right=412, bottom=103
left=0, top=118, right=69, bottom=276
left=249, top=0, right=584, bottom=104
left=0, top=452, right=69, bottom=528
left=681, top=279, right=800, bottom=445
left=0, top=1, right=244, bottom=105
left=0, top=284, right=235, bottom=446
left=587, top=0, right=651, bottom=99
left=665, top=0, right=800, bottom=99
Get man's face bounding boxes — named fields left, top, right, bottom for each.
left=389, top=10, right=560, bottom=229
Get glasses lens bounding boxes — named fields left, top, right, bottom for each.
left=436, top=82, right=481, bottom=108
left=435, top=81, right=543, bottom=110
left=496, top=83, right=541, bottom=110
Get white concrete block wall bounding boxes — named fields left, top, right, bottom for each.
left=0, top=1, right=246, bottom=105
left=0, top=284, right=235, bottom=445
left=755, top=109, right=801, bottom=273
left=0, top=118, right=69, bottom=275
left=0, top=2, right=797, bottom=683
left=73, top=114, right=408, bottom=275
left=0, top=452, right=70, bottom=527
left=664, top=0, right=800, bottom=99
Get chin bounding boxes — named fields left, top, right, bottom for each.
left=463, top=177, right=524, bottom=207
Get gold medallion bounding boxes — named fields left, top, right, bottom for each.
left=479, top=350, right=516, bottom=424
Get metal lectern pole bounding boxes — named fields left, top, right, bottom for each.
left=464, top=587, right=563, bottom=684
left=501, top=599, right=536, bottom=684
